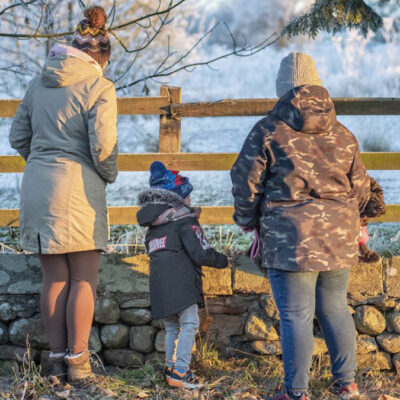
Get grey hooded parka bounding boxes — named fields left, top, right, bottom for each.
left=9, top=47, right=118, bottom=253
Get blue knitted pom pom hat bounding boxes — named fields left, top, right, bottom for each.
left=149, top=161, right=193, bottom=199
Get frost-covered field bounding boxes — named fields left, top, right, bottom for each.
left=0, top=25, right=399, bottom=254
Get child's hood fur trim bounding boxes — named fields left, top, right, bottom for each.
left=138, top=188, right=185, bottom=208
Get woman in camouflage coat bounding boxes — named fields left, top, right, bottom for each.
left=231, top=53, right=370, bottom=400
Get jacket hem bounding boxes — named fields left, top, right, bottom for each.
left=263, top=262, right=357, bottom=272
left=152, top=299, right=200, bottom=320
left=20, top=243, right=107, bottom=254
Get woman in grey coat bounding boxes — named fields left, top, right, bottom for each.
left=9, top=6, right=117, bottom=383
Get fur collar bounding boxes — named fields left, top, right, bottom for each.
left=138, top=188, right=185, bottom=208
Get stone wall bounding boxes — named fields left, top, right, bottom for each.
left=1, top=254, right=400, bottom=373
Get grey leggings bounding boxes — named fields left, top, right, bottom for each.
left=39, top=251, right=100, bottom=354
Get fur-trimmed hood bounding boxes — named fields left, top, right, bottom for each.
left=137, top=188, right=200, bottom=227
left=138, top=188, right=186, bottom=208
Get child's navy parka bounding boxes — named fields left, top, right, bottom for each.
left=137, top=188, right=228, bottom=320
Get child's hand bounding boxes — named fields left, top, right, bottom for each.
left=227, top=257, right=233, bottom=268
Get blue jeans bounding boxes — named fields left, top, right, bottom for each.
left=268, top=268, right=356, bottom=392
left=163, top=304, right=200, bottom=371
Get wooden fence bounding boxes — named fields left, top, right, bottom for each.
left=0, top=85, right=399, bottom=226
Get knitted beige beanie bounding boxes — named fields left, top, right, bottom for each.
left=275, top=52, right=322, bottom=98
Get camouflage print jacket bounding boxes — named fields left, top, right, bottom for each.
left=230, top=85, right=370, bottom=272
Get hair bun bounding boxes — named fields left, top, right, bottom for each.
left=84, top=6, right=107, bottom=29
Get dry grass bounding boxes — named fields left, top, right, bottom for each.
left=0, top=341, right=399, bottom=399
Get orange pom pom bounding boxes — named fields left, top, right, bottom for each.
left=84, top=6, right=107, bottom=29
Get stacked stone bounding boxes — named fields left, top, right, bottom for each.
left=239, top=257, right=400, bottom=373
left=1, top=254, right=400, bottom=374
left=94, top=294, right=165, bottom=367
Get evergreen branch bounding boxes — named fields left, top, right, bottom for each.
left=283, top=0, right=384, bottom=39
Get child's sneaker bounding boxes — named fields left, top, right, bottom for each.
left=165, top=368, right=201, bottom=389
left=260, top=391, right=310, bottom=400
left=164, top=366, right=173, bottom=380
left=330, top=381, right=360, bottom=399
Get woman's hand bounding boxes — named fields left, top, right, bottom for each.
left=227, top=257, right=233, bottom=268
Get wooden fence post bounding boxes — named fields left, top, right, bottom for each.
left=159, top=86, right=182, bottom=153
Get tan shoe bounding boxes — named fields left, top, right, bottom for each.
left=64, top=350, right=93, bottom=385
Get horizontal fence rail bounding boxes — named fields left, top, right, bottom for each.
left=0, top=152, right=399, bottom=173
left=169, top=98, right=400, bottom=118
left=1, top=98, right=400, bottom=118
left=0, top=97, right=171, bottom=118
left=1, top=205, right=399, bottom=227
left=1, top=89, right=399, bottom=227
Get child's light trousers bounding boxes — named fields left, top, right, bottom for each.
left=163, top=303, right=200, bottom=371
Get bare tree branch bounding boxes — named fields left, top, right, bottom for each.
left=116, top=31, right=280, bottom=91
left=155, top=23, right=220, bottom=73
left=0, top=0, right=187, bottom=39
left=0, top=0, right=39, bottom=17
left=113, top=50, right=141, bottom=83
left=0, top=64, right=32, bottom=77
left=0, top=0, right=280, bottom=95
left=0, top=29, right=73, bottom=39
left=107, top=1, right=117, bottom=29
left=0, top=45, right=42, bottom=69
left=109, top=2, right=172, bottom=54
left=77, top=0, right=86, bottom=10
left=112, top=0, right=186, bottom=31
left=32, top=0, right=46, bottom=39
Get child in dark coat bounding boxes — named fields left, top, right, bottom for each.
left=137, top=161, right=230, bottom=389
